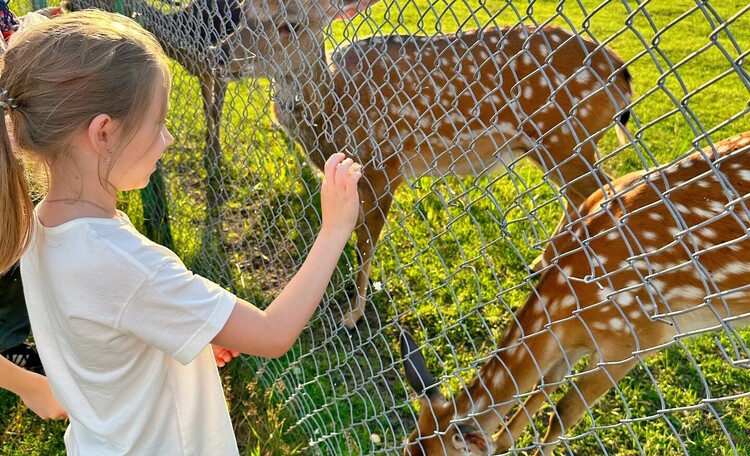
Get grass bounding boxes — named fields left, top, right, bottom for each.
left=2, top=0, right=749, bottom=455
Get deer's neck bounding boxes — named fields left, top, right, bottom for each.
left=274, top=49, right=334, bottom=114
left=273, top=53, right=341, bottom=168
left=452, top=358, right=511, bottom=434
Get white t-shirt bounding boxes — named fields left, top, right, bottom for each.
left=21, top=212, right=239, bottom=456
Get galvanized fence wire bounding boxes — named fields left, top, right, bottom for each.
left=17, top=0, right=750, bottom=454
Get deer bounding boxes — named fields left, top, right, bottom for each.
left=400, top=130, right=750, bottom=456
left=63, top=0, right=242, bottom=218
left=216, top=0, right=634, bottom=330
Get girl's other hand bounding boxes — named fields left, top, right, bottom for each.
left=320, top=153, right=362, bottom=238
left=19, top=373, right=68, bottom=420
left=211, top=344, right=240, bottom=368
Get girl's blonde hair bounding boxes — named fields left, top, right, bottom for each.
left=0, top=10, right=170, bottom=274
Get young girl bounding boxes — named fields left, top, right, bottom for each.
left=0, top=10, right=362, bottom=455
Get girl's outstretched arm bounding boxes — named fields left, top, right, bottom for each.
left=0, top=356, right=67, bottom=419
left=213, top=153, right=362, bottom=358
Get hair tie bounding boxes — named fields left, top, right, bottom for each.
left=0, top=88, right=16, bottom=112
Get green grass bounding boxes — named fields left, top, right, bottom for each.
left=2, top=0, right=750, bottom=454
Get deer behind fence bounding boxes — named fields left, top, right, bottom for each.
left=401, top=131, right=750, bottom=456
left=217, top=0, right=633, bottom=329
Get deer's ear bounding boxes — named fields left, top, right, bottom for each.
left=451, top=424, right=494, bottom=456
left=400, top=331, right=444, bottom=402
left=331, top=0, right=382, bottom=21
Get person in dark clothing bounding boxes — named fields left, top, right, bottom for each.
left=0, top=264, right=43, bottom=373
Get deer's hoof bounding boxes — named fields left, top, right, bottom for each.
left=336, top=324, right=356, bottom=338
left=343, top=282, right=358, bottom=298
left=335, top=320, right=366, bottom=350
left=339, top=315, right=364, bottom=333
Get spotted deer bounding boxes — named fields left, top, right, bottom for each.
left=217, top=0, right=633, bottom=329
left=401, top=131, right=750, bottom=456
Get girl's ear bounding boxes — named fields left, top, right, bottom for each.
left=86, top=113, right=115, bottom=160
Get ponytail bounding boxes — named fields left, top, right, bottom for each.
left=0, top=107, right=33, bottom=274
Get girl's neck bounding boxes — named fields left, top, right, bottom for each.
left=39, top=181, right=119, bottom=227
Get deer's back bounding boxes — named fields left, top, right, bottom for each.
left=535, top=132, right=750, bottom=356
left=328, top=25, right=631, bottom=178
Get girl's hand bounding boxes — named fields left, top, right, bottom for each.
left=211, top=344, right=240, bottom=368
left=19, top=373, right=67, bottom=420
left=320, top=153, right=362, bottom=238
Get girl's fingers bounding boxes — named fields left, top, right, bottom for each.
left=324, top=153, right=360, bottom=191
left=211, top=345, right=239, bottom=367
left=324, top=152, right=346, bottom=186
left=335, top=158, right=354, bottom=184
left=347, top=170, right=362, bottom=192
left=347, top=162, right=362, bottom=188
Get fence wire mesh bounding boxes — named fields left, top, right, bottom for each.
left=16, top=0, right=750, bottom=454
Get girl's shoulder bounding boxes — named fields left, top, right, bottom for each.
left=86, top=218, right=184, bottom=277
left=32, top=211, right=183, bottom=279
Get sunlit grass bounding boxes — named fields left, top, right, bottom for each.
left=2, top=0, right=749, bottom=454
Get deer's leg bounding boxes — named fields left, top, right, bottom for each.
left=211, top=78, right=228, bottom=145
left=341, top=173, right=401, bottom=329
left=196, top=75, right=234, bottom=284
left=534, top=358, right=636, bottom=456
left=200, top=74, right=229, bottom=217
left=212, top=78, right=229, bottom=207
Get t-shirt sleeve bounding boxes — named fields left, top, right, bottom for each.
left=117, top=257, right=237, bottom=365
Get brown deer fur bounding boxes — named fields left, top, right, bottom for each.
left=218, top=0, right=633, bottom=328
left=401, top=131, right=750, bottom=456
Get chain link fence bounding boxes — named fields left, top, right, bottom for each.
left=15, top=0, right=750, bottom=454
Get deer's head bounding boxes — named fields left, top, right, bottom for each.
left=400, top=331, right=496, bottom=456
left=215, top=0, right=380, bottom=80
